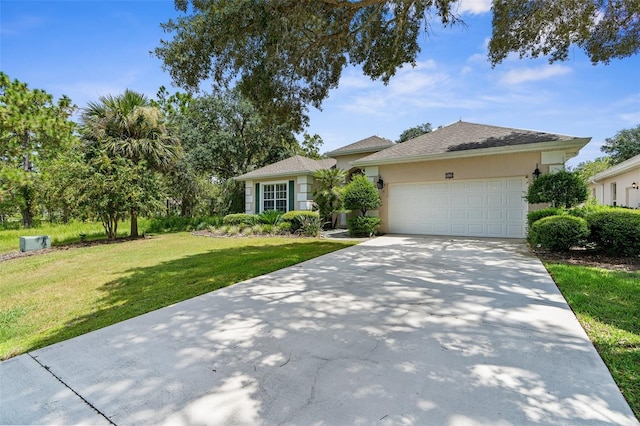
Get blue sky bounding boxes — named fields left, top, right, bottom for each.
left=1, top=0, right=639, bottom=167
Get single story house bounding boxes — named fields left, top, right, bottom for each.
left=235, top=121, right=590, bottom=238
left=588, top=154, right=640, bottom=208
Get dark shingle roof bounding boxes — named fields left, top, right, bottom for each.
left=326, top=135, right=394, bottom=156
left=235, top=155, right=337, bottom=180
left=354, top=121, right=584, bottom=164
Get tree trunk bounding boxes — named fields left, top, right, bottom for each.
left=21, top=185, right=33, bottom=228
left=130, top=209, right=139, bottom=237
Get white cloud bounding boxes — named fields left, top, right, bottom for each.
left=499, top=65, right=572, bottom=85
left=620, top=111, right=640, bottom=124
left=455, top=0, right=492, bottom=14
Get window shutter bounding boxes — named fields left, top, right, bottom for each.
left=288, top=180, right=295, bottom=211
left=255, top=183, right=260, bottom=214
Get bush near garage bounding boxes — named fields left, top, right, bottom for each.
left=347, top=216, right=382, bottom=238
left=529, top=215, right=590, bottom=252
left=527, top=207, right=565, bottom=228
left=586, top=209, right=640, bottom=257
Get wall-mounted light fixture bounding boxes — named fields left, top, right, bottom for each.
left=632, top=182, right=638, bottom=190
left=376, top=178, right=384, bottom=189
left=532, top=164, right=541, bottom=180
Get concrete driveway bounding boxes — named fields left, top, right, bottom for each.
left=1, top=236, right=637, bottom=425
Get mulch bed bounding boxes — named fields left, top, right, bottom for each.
left=534, top=248, right=640, bottom=272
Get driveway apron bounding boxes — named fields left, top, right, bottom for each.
left=1, top=236, right=637, bottom=425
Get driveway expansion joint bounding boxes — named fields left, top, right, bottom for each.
left=28, top=353, right=115, bottom=426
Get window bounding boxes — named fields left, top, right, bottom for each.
left=263, top=183, right=288, bottom=212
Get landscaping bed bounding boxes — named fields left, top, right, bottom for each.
left=535, top=248, right=640, bottom=272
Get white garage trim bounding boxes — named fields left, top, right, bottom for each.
left=388, top=177, right=527, bottom=238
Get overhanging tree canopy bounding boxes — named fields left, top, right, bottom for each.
left=156, top=0, right=639, bottom=129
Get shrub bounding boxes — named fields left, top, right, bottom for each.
left=223, top=213, right=259, bottom=226
left=524, top=170, right=588, bottom=208
left=529, top=215, right=589, bottom=252
left=343, top=175, right=381, bottom=216
left=347, top=216, right=382, bottom=237
left=258, top=210, right=283, bottom=225
left=146, top=215, right=224, bottom=233
left=527, top=207, right=564, bottom=228
left=586, top=209, right=640, bottom=256
left=277, top=221, right=292, bottom=234
left=281, top=210, right=319, bottom=231
left=224, top=225, right=241, bottom=236
left=567, top=203, right=612, bottom=218
left=295, top=215, right=321, bottom=237
left=258, top=224, right=273, bottom=235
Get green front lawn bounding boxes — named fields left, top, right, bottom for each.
left=0, top=233, right=356, bottom=360
left=0, top=219, right=152, bottom=254
left=545, top=263, right=640, bottom=418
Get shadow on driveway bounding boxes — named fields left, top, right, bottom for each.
left=2, top=236, right=637, bottom=425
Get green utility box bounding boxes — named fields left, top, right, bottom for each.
left=19, top=236, right=51, bottom=252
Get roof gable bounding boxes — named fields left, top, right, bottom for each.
left=235, top=155, right=337, bottom=180
left=326, top=135, right=394, bottom=157
left=354, top=121, right=588, bottom=165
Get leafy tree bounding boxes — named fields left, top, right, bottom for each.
left=600, top=124, right=640, bottom=165
left=525, top=170, right=588, bottom=208
left=176, top=91, right=298, bottom=180
left=78, top=155, right=163, bottom=239
left=297, top=133, right=324, bottom=159
left=490, top=0, right=640, bottom=65
left=343, top=174, right=381, bottom=216
left=397, top=122, right=432, bottom=143
left=313, top=168, right=346, bottom=228
left=156, top=1, right=638, bottom=128
left=36, top=150, right=86, bottom=223
left=0, top=72, right=76, bottom=227
left=81, top=89, right=180, bottom=236
left=572, top=157, right=612, bottom=182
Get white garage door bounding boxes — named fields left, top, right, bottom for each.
left=388, top=177, right=527, bottom=238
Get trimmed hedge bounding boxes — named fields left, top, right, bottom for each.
left=223, top=213, right=259, bottom=226
left=147, top=216, right=224, bottom=233
left=527, top=207, right=564, bottom=228
left=347, top=216, right=381, bottom=237
left=529, top=215, right=589, bottom=252
left=586, top=209, right=640, bottom=256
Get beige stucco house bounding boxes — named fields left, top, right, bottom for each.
left=588, top=154, right=640, bottom=208
left=235, top=121, right=590, bottom=238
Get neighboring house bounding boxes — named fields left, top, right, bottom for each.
left=235, top=121, right=590, bottom=238
left=588, top=154, right=640, bottom=208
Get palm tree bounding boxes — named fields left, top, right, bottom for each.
left=312, top=168, right=346, bottom=229
left=81, top=89, right=180, bottom=237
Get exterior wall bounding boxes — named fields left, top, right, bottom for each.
left=589, top=168, right=640, bottom=208
left=372, top=151, right=545, bottom=233
left=332, top=152, right=376, bottom=172
left=243, top=175, right=316, bottom=214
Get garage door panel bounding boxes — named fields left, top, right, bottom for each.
left=388, top=177, right=526, bottom=238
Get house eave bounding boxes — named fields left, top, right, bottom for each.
left=326, top=146, right=392, bottom=157
left=588, top=155, right=640, bottom=184
left=234, top=170, right=315, bottom=181
left=352, top=138, right=591, bottom=167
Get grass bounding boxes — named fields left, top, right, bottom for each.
left=545, top=263, right=640, bottom=418
left=0, top=219, right=152, bottom=255
left=0, top=232, right=356, bottom=360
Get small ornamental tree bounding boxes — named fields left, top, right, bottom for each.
left=525, top=170, right=588, bottom=208
left=343, top=175, right=381, bottom=237
left=312, top=168, right=346, bottom=228
left=343, top=175, right=380, bottom=216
